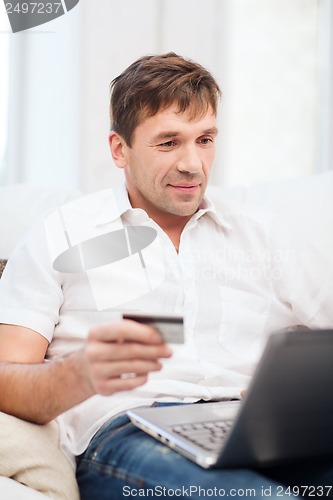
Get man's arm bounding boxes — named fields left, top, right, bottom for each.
left=0, top=322, right=172, bottom=424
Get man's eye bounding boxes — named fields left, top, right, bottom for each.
left=199, top=137, right=213, bottom=145
left=159, top=140, right=176, bottom=148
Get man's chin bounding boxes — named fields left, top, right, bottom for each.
left=163, top=200, right=203, bottom=217
left=157, top=188, right=206, bottom=217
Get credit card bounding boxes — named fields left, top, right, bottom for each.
left=122, top=313, right=184, bottom=344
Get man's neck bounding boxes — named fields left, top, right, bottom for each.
left=148, top=211, right=192, bottom=252
left=126, top=188, right=199, bottom=251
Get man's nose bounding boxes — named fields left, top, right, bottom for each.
left=176, top=146, right=202, bottom=174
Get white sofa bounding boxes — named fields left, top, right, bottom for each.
left=0, top=477, right=51, bottom=500
left=0, top=184, right=80, bottom=500
left=0, top=174, right=332, bottom=498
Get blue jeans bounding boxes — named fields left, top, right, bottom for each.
left=76, top=406, right=333, bottom=499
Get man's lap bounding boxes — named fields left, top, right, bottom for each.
left=76, top=412, right=333, bottom=499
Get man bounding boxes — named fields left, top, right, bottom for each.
left=0, top=53, right=332, bottom=499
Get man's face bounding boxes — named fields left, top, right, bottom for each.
left=113, top=104, right=218, bottom=219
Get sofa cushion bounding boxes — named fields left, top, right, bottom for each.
left=0, top=477, right=50, bottom=499
left=0, top=412, right=79, bottom=499
left=0, top=184, right=80, bottom=259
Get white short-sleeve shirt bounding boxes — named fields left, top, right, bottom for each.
left=0, top=184, right=332, bottom=465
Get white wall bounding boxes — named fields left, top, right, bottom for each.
left=0, top=1, right=82, bottom=188
left=317, top=0, right=333, bottom=173
left=1, top=0, right=331, bottom=192
left=78, top=0, right=323, bottom=192
left=218, top=0, right=319, bottom=187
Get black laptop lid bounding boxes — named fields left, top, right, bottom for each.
left=219, top=329, right=333, bottom=467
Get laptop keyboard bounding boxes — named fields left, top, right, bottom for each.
left=172, top=420, right=233, bottom=452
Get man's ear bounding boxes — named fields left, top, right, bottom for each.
left=109, top=131, right=128, bottom=169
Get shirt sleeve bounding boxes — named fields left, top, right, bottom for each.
left=0, top=213, right=64, bottom=342
left=269, top=196, right=333, bottom=329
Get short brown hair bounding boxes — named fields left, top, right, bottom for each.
left=109, top=52, right=221, bottom=146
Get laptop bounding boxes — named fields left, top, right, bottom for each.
left=128, top=328, right=333, bottom=469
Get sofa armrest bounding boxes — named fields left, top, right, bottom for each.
left=0, top=477, right=50, bottom=499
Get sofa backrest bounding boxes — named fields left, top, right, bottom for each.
left=1, top=173, right=332, bottom=269
left=0, top=184, right=80, bottom=260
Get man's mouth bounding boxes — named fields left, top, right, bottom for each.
left=168, top=183, right=200, bottom=193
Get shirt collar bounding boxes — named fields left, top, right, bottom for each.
left=194, top=195, right=233, bottom=231
left=95, top=183, right=232, bottom=230
left=95, top=184, right=148, bottom=226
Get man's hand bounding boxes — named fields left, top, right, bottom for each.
left=78, top=320, right=173, bottom=397
left=0, top=321, right=172, bottom=424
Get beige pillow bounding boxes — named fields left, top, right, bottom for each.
left=0, top=412, right=79, bottom=500
left=0, top=261, right=79, bottom=498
